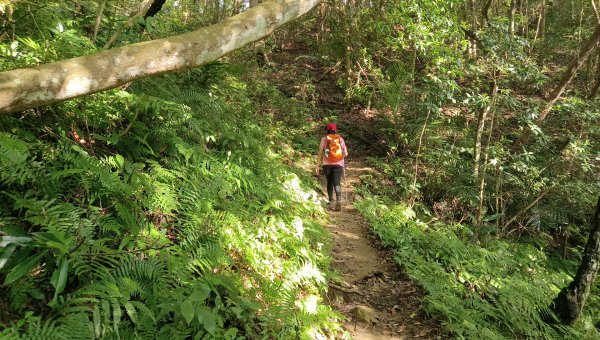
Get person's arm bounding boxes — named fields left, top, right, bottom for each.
left=316, top=138, right=324, bottom=175
left=342, top=138, right=349, bottom=158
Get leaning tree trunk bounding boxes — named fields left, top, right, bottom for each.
left=0, top=0, right=321, bottom=114
left=587, top=49, right=600, bottom=98
left=144, top=0, right=167, bottom=19
left=511, top=24, right=600, bottom=151
left=482, top=0, right=493, bottom=27
left=551, top=196, right=600, bottom=325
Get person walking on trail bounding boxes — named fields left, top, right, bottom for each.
left=316, top=123, right=348, bottom=211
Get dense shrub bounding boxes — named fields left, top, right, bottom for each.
left=356, top=195, right=599, bottom=339
left=0, top=65, right=341, bottom=338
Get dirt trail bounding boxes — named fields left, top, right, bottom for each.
left=322, top=159, right=440, bottom=339
left=265, top=39, right=440, bottom=338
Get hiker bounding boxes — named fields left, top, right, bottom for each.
left=316, top=123, right=348, bottom=211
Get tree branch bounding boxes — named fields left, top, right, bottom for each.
left=0, top=0, right=321, bottom=114
left=502, top=188, right=551, bottom=230
left=103, top=0, right=158, bottom=49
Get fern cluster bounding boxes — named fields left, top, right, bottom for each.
left=356, top=195, right=600, bottom=339
left=0, top=63, right=341, bottom=338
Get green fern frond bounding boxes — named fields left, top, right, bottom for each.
left=114, top=202, right=140, bottom=231
left=0, top=132, right=30, bottom=164
left=56, top=313, right=95, bottom=340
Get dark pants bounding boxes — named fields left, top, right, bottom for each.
left=323, top=165, right=343, bottom=202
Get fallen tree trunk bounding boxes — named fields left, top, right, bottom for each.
left=0, top=0, right=320, bottom=114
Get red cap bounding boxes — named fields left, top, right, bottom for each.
left=326, top=123, right=337, bottom=131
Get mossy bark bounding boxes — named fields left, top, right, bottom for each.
left=0, top=0, right=320, bottom=113
left=551, top=196, right=600, bottom=325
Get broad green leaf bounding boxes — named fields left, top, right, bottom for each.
left=0, top=236, right=32, bottom=247
left=50, top=263, right=59, bottom=288
left=197, top=308, right=216, bottom=334
left=0, top=225, right=29, bottom=237
left=52, top=258, right=69, bottom=299
left=0, top=243, right=17, bottom=269
left=224, top=328, right=238, bottom=339
left=190, top=284, right=211, bottom=302
left=4, top=250, right=48, bottom=285
left=115, top=154, right=125, bottom=168
left=180, top=300, right=195, bottom=325
left=26, top=288, right=45, bottom=300
left=483, top=213, right=503, bottom=222
left=34, top=232, right=70, bottom=253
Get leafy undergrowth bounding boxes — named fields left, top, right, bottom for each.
left=355, top=195, right=600, bottom=339
left=0, top=64, right=342, bottom=338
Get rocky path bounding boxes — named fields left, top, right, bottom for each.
left=321, top=160, right=440, bottom=339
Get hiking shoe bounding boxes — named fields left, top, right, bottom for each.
left=334, top=201, right=342, bottom=211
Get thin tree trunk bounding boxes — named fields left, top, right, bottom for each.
left=578, top=4, right=585, bottom=44
left=231, top=0, right=240, bottom=17
left=411, top=109, right=431, bottom=204
left=344, top=31, right=353, bottom=82
left=476, top=108, right=496, bottom=226
left=476, top=76, right=499, bottom=226
left=467, top=0, right=479, bottom=57
left=221, top=0, right=228, bottom=20
left=144, top=0, right=167, bottom=19
left=588, top=3, right=600, bottom=98
left=474, top=75, right=498, bottom=178
left=494, top=166, right=503, bottom=231
left=524, top=0, right=529, bottom=37
left=539, top=0, right=545, bottom=39
left=318, top=2, right=326, bottom=43
left=551, top=196, right=600, bottom=325
left=213, top=0, right=220, bottom=23
left=508, top=0, right=520, bottom=37
left=509, top=0, right=517, bottom=36
left=6, top=3, right=16, bottom=41
left=531, top=0, right=546, bottom=50
left=92, top=0, right=107, bottom=43
left=511, top=24, right=600, bottom=151
left=593, top=0, right=600, bottom=23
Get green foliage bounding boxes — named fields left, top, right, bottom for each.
left=5, top=0, right=600, bottom=337
left=0, top=55, right=341, bottom=337
left=356, top=196, right=599, bottom=338
left=334, top=0, right=600, bottom=335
